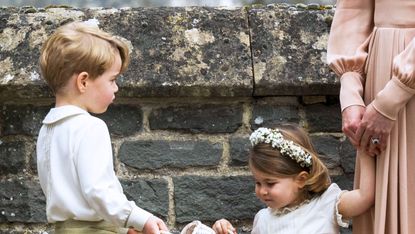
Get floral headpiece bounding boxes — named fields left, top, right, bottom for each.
left=249, top=127, right=312, bottom=168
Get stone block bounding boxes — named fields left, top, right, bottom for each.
left=304, top=103, right=341, bottom=132
left=94, top=104, right=143, bottom=136
left=174, top=176, right=263, bottom=223
left=251, top=103, right=299, bottom=130
left=310, top=135, right=341, bottom=169
left=119, top=140, right=222, bottom=170
left=0, top=7, right=253, bottom=100
left=149, top=104, right=242, bottom=133
left=0, top=140, right=26, bottom=175
left=121, top=178, right=169, bottom=219
left=0, top=179, right=46, bottom=223
left=331, top=174, right=354, bottom=192
left=249, top=5, right=338, bottom=96
left=0, top=105, right=50, bottom=136
left=229, top=136, right=250, bottom=166
left=339, top=139, right=356, bottom=174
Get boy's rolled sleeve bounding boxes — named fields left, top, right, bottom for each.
left=126, top=205, right=153, bottom=231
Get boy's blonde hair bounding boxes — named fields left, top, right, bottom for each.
left=39, top=21, right=130, bottom=94
left=249, top=124, right=331, bottom=199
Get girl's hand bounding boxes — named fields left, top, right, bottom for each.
left=341, top=105, right=365, bottom=147
left=355, top=103, right=394, bottom=156
left=212, top=219, right=236, bottom=234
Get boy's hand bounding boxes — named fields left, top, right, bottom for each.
left=212, top=219, right=236, bottom=234
left=142, top=216, right=169, bottom=234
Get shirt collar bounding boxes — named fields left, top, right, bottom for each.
left=43, top=105, right=89, bottom=124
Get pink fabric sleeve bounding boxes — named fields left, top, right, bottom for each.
left=372, top=39, right=415, bottom=120
left=327, top=0, right=375, bottom=111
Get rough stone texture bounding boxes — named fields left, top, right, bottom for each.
left=94, top=104, right=143, bottom=136
left=339, top=139, right=356, bottom=174
left=251, top=102, right=300, bottom=130
left=0, top=5, right=354, bottom=233
left=304, top=102, right=341, bottom=132
left=0, top=6, right=253, bottom=100
left=121, top=178, right=169, bottom=219
left=149, top=104, right=243, bottom=133
left=29, top=142, right=37, bottom=173
left=119, top=140, right=222, bottom=170
left=0, top=140, right=26, bottom=175
left=249, top=5, right=337, bottom=96
left=332, top=174, right=354, bottom=191
left=229, top=136, right=250, bottom=166
left=174, top=176, right=263, bottom=223
left=310, top=134, right=340, bottom=169
left=340, top=227, right=353, bottom=234
left=0, top=105, right=50, bottom=136
left=0, top=179, right=46, bottom=223
left=0, top=5, right=339, bottom=101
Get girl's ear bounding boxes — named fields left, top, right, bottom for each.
left=295, top=171, right=309, bottom=189
left=76, top=72, right=90, bottom=93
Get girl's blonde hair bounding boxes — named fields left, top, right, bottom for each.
left=249, top=124, right=331, bottom=198
left=39, top=21, right=130, bottom=94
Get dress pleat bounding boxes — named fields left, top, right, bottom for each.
left=353, top=27, right=415, bottom=234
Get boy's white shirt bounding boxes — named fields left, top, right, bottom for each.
left=36, top=105, right=152, bottom=231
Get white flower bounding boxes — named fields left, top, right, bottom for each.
left=250, top=128, right=312, bottom=168
left=83, top=18, right=100, bottom=28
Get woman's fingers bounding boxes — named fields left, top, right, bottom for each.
left=341, top=105, right=365, bottom=148
left=357, top=104, right=394, bottom=154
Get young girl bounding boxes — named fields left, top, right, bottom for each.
left=213, top=124, right=375, bottom=234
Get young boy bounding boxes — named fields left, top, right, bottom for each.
left=36, top=20, right=169, bottom=234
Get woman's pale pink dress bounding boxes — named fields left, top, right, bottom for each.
left=327, top=0, right=415, bottom=233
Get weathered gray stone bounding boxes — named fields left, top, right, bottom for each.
left=29, top=143, right=37, bottom=174
left=174, top=176, right=263, bottom=223
left=94, top=104, right=143, bottom=136
left=119, top=140, right=222, bottom=170
left=340, top=227, right=353, bottom=234
left=310, top=135, right=341, bottom=169
left=339, top=139, right=356, bottom=174
left=251, top=102, right=300, bottom=129
left=304, top=102, right=341, bottom=132
left=0, top=6, right=253, bottom=100
left=0, top=140, right=26, bottom=175
left=331, top=174, right=354, bottom=192
left=0, top=105, right=50, bottom=136
left=249, top=6, right=338, bottom=96
left=0, top=5, right=351, bottom=232
left=0, top=179, right=46, bottom=223
left=0, top=6, right=340, bottom=102
left=229, top=136, right=250, bottom=166
left=121, top=178, right=169, bottom=219
left=149, top=104, right=243, bottom=133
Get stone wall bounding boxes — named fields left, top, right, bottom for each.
left=0, top=4, right=354, bottom=233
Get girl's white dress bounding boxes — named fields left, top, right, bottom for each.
left=251, top=183, right=348, bottom=234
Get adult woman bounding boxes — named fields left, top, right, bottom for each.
left=327, top=0, right=415, bottom=233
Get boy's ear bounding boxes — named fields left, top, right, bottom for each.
left=76, top=72, right=90, bottom=93
left=295, top=171, right=309, bottom=189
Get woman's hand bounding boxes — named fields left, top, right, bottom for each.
left=341, top=105, right=366, bottom=147
left=212, top=219, right=236, bottom=234
left=355, top=103, right=394, bottom=156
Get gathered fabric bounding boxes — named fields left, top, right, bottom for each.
left=327, top=0, right=415, bottom=233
